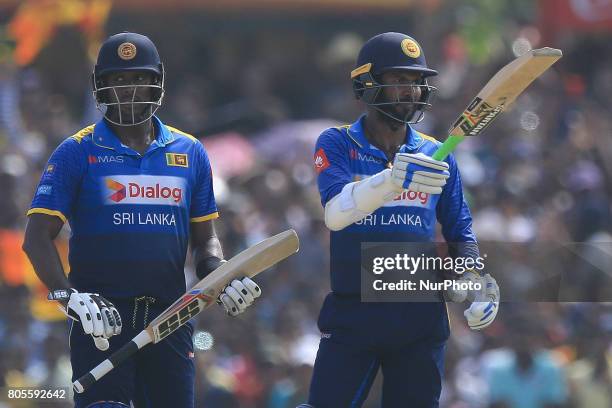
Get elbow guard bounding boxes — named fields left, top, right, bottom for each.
left=324, top=169, right=402, bottom=231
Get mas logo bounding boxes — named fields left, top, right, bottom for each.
left=89, top=155, right=124, bottom=164
left=166, top=153, right=189, bottom=167
left=103, top=175, right=185, bottom=205
left=314, top=148, right=330, bottom=174
left=349, top=149, right=383, bottom=164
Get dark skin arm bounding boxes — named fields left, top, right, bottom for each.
left=190, top=219, right=224, bottom=276
left=22, top=214, right=71, bottom=305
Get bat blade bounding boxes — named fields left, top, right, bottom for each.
left=432, top=47, right=562, bottom=161
left=149, top=228, right=300, bottom=343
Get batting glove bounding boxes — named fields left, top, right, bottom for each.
left=464, top=274, right=499, bottom=330
left=218, top=277, right=261, bottom=317
left=445, top=270, right=482, bottom=303
left=49, top=288, right=122, bottom=350
left=391, top=152, right=450, bottom=194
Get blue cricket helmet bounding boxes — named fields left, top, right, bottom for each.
left=94, top=32, right=163, bottom=77
left=354, top=32, right=438, bottom=79
left=92, top=32, right=165, bottom=126
left=351, top=32, right=438, bottom=124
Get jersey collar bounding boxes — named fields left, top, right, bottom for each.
left=347, top=114, right=423, bottom=159
left=92, top=116, right=176, bottom=155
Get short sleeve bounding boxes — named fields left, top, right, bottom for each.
left=27, top=138, right=86, bottom=223
left=190, top=142, right=219, bottom=222
left=315, top=129, right=352, bottom=207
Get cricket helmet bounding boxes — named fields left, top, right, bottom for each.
left=92, top=32, right=165, bottom=126
left=351, top=32, right=438, bottom=124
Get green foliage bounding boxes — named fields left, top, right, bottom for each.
left=455, top=0, right=537, bottom=64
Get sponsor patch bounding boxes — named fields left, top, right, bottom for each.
left=103, top=175, right=186, bottom=205
left=36, top=185, right=53, bottom=195
left=87, top=154, right=123, bottom=164
left=89, top=155, right=124, bottom=164
left=166, top=153, right=189, bottom=167
left=349, top=149, right=384, bottom=164
left=314, top=148, right=330, bottom=174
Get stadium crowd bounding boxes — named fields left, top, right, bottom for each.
left=0, top=3, right=611, bottom=407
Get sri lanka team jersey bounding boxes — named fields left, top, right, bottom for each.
left=315, top=115, right=477, bottom=295
left=28, top=116, right=218, bottom=304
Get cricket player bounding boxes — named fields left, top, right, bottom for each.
left=302, top=32, right=500, bottom=407
left=22, top=32, right=261, bottom=408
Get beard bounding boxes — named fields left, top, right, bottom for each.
left=376, top=101, right=418, bottom=129
left=392, top=102, right=417, bottom=121
left=107, top=103, right=153, bottom=124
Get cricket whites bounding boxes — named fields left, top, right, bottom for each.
left=432, top=47, right=563, bottom=161
left=73, top=229, right=300, bottom=393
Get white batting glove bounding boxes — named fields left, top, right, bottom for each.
left=218, top=277, right=261, bottom=317
left=51, top=289, right=122, bottom=350
left=463, top=274, right=500, bottom=330
left=391, top=152, right=449, bottom=194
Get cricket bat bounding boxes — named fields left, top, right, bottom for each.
left=73, top=229, right=299, bottom=393
left=432, top=47, right=562, bottom=161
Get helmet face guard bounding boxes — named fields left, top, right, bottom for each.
left=352, top=63, right=437, bottom=125
left=92, top=66, right=165, bottom=126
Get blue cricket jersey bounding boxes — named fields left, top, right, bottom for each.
left=28, top=116, right=218, bottom=304
left=315, top=115, right=477, bottom=295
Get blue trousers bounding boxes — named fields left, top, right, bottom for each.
left=308, top=294, right=450, bottom=408
left=69, top=297, right=195, bottom=408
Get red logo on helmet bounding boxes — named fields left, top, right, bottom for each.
left=314, top=148, right=330, bottom=174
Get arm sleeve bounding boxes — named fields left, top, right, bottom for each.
left=27, top=138, right=86, bottom=223
left=435, top=153, right=479, bottom=259
left=315, top=129, right=352, bottom=207
left=190, top=142, right=219, bottom=222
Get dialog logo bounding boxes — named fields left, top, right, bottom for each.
left=106, top=179, right=126, bottom=202
left=386, top=190, right=431, bottom=208
left=104, top=175, right=185, bottom=205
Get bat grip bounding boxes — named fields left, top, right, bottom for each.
left=432, top=135, right=465, bottom=161
left=73, top=331, right=151, bottom=393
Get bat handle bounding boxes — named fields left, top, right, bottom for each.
left=73, top=330, right=152, bottom=393
left=432, top=135, right=465, bottom=161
